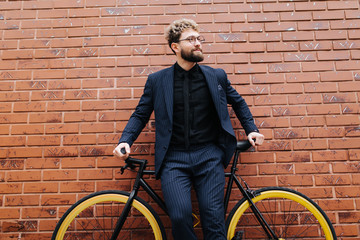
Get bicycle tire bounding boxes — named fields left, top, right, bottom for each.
left=226, top=186, right=336, bottom=240
left=52, top=190, right=166, bottom=240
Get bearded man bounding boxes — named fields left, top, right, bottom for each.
left=114, top=19, right=264, bottom=240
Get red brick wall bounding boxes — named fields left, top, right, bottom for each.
left=0, top=0, right=359, bottom=239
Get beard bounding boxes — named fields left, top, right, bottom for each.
left=180, top=48, right=204, bottom=63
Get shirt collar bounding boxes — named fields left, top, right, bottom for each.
left=175, top=62, right=199, bottom=74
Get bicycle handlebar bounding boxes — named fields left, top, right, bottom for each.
left=120, top=140, right=253, bottom=174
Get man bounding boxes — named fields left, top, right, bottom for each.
left=113, top=19, right=264, bottom=240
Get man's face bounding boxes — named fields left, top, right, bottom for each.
left=178, top=29, right=204, bottom=63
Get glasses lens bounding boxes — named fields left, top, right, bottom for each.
left=198, top=36, right=205, bottom=42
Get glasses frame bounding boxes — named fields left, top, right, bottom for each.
left=178, top=35, right=205, bottom=45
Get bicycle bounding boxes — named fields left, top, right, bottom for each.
left=52, top=140, right=337, bottom=240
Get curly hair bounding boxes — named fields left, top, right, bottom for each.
left=165, top=19, right=199, bottom=53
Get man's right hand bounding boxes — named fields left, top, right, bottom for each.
left=113, top=142, right=130, bottom=160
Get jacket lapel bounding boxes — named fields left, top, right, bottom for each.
left=162, top=65, right=175, bottom=122
left=200, top=65, right=223, bottom=119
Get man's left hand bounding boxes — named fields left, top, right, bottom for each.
left=247, top=132, right=264, bottom=147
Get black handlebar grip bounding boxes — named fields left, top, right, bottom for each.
left=120, top=148, right=126, bottom=154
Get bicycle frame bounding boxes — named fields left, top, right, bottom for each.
left=112, top=141, right=278, bottom=239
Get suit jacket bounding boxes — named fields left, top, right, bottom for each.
left=119, top=64, right=258, bottom=178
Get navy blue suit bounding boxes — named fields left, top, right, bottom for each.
left=119, top=64, right=258, bottom=239
left=119, top=64, right=258, bottom=178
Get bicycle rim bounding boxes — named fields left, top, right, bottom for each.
left=226, top=187, right=336, bottom=240
left=52, top=190, right=166, bottom=240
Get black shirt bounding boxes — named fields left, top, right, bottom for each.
left=170, top=63, right=220, bottom=149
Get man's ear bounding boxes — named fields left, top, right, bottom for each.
left=171, top=42, right=179, bottom=54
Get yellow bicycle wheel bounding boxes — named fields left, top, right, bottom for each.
left=226, top=187, right=336, bottom=240
left=52, top=190, right=166, bottom=240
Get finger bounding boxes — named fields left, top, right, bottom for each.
left=248, top=136, right=256, bottom=147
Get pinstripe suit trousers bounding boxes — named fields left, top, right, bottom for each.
left=160, top=143, right=226, bottom=240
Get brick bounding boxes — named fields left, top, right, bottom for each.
left=276, top=151, right=310, bottom=163
left=330, top=139, right=360, bottom=149
left=295, top=2, right=326, bottom=11
left=312, top=150, right=348, bottom=161
left=27, top=136, right=61, bottom=146
left=274, top=128, right=308, bottom=139
left=250, top=53, right=282, bottom=63
left=64, top=112, right=97, bottom=122
left=61, top=157, right=95, bottom=168
left=13, top=102, right=46, bottom=112
left=82, top=100, right=115, bottom=111
left=280, top=12, right=312, bottom=21
left=248, top=13, right=279, bottom=22
left=252, top=73, right=285, bottom=84
left=304, top=82, right=338, bottom=93
left=233, top=43, right=265, bottom=53
left=0, top=208, right=20, bottom=219
left=268, top=63, right=301, bottom=73
left=336, top=60, right=360, bottom=70
left=307, top=105, right=341, bottom=115
left=235, top=64, right=267, bottom=74
left=270, top=83, right=303, bottom=94
left=24, top=182, right=58, bottom=193
left=254, top=95, right=287, bottom=106
left=282, top=31, right=314, bottom=41
left=286, top=72, right=319, bottom=83
left=315, top=174, right=351, bottom=186
left=0, top=183, right=22, bottom=194
left=315, top=30, right=347, bottom=40
left=290, top=116, right=325, bottom=127
left=300, top=41, right=332, bottom=51
left=267, top=42, right=298, bottom=52
left=328, top=1, right=359, bottom=10
left=29, top=113, right=62, bottom=123
left=342, top=103, right=360, bottom=114
left=323, top=93, right=357, bottom=103
left=295, top=162, right=330, bottom=174
left=214, top=13, right=245, bottom=23
left=345, top=126, right=360, bottom=137
left=48, top=80, right=81, bottom=90
left=265, top=22, right=296, bottom=32
left=317, top=51, right=351, bottom=61
left=254, top=118, right=289, bottom=128
left=272, top=106, right=306, bottom=116
left=326, top=115, right=360, bottom=126
left=257, top=140, right=291, bottom=151
left=2, top=50, right=33, bottom=59
left=284, top=52, right=316, bottom=62
left=63, top=135, right=97, bottom=145
left=25, top=158, right=60, bottom=169
left=79, top=169, right=113, bottom=180
left=41, top=194, right=76, bottom=206
left=249, top=32, right=281, bottom=42
left=43, top=170, right=77, bottom=181
left=298, top=21, right=329, bottom=31
left=294, top=139, right=328, bottom=150
left=278, top=175, right=313, bottom=187
left=5, top=195, right=39, bottom=206
left=60, top=182, right=95, bottom=193
left=297, top=187, right=333, bottom=199
left=302, top=62, right=334, bottom=72
left=232, top=23, right=263, bottom=33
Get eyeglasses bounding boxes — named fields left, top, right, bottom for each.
left=178, top=35, right=205, bottom=45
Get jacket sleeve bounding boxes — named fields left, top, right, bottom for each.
left=118, top=75, right=154, bottom=146
left=218, top=69, right=259, bottom=135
